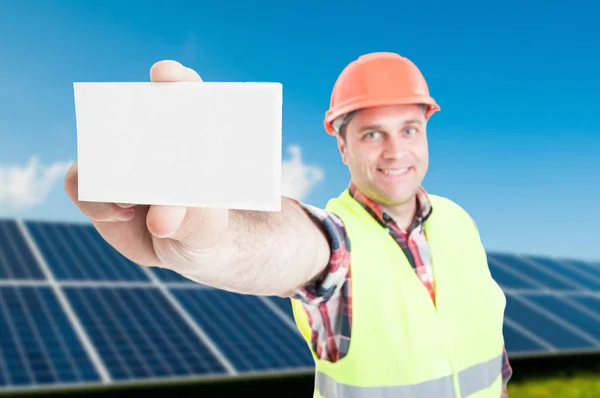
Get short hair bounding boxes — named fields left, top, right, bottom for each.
left=335, top=104, right=428, bottom=140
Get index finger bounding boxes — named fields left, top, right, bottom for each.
left=149, top=60, right=203, bottom=82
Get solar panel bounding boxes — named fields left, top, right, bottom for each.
left=24, top=221, right=150, bottom=282
left=265, top=296, right=297, bottom=320
left=63, top=286, right=230, bottom=380
left=567, top=295, right=600, bottom=316
left=0, top=217, right=599, bottom=394
left=525, top=255, right=600, bottom=290
left=0, top=220, right=44, bottom=280
left=488, top=252, right=600, bottom=358
left=492, top=253, right=600, bottom=290
left=505, top=293, right=598, bottom=350
left=0, top=286, right=100, bottom=389
left=150, top=267, right=197, bottom=284
left=0, top=219, right=316, bottom=393
left=487, top=256, right=539, bottom=289
left=171, top=288, right=314, bottom=372
left=501, top=318, right=551, bottom=353
left=525, top=295, right=600, bottom=340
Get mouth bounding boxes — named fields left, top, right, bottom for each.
left=377, top=167, right=413, bottom=177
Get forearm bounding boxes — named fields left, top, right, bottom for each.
left=173, top=196, right=331, bottom=295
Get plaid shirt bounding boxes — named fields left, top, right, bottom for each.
left=291, top=182, right=512, bottom=385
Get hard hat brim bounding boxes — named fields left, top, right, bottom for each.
left=324, top=96, right=441, bottom=135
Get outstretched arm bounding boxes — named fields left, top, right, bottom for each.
left=64, top=60, right=332, bottom=297
left=159, top=196, right=332, bottom=296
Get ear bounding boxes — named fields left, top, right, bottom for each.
left=337, top=135, right=349, bottom=165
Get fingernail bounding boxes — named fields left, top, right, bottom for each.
left=161, top=206, right=187, bottom=238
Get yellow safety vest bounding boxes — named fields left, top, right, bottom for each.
left=291, top=190, right=507, bottom=398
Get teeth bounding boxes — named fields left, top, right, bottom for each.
left=381, top=168, right=408, bottom=175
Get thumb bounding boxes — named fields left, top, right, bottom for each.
left=147, top=206, right=230, bottom=250
left=149, top=60, right=203, bottom=82
left=144, top=60, right=204, bottom=240
left=146, top=205, right=187, bottom=239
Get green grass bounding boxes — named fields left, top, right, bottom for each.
left=507, top=372, right=600, bottom=398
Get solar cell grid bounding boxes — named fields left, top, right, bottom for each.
left=265, top=296, right=295, bottom=320
left=0, top=286, right=100, bottom=388
left=526, top=256, right=600, bottom=290
left=502, top=319, right=550, bottom=354
left=524, top=294, right=600, bottom=340
left=565, top=295, right=600, bottom=317
left=487, top=253, right=600, bottom=356
left=24, top=222, right=149, bottom=282
left=573, top=260, right=600, bottom=273
left=487, top=256, right=539, bottom=289
left=490, top=253, right=582, bottom=291
left=504, top=292, right=599, bottom=351
left=171, top=288, right=314, bottom=372
left=0, top=220, right=44, bottom=280
left=63, top=286, right=228, bottom=380
left=150, top=267, right=196, bottom=284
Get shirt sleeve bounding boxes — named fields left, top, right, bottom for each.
left=289, top=202, right=351, bottom=306
left=285, top=202, right=352, bottom=362
left=501, top=346, right=513, bottom=385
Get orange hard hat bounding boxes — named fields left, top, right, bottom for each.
left=324, top=52, right=440, bottom=135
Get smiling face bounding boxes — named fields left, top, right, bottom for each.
left=337, top=104, right=429, bottom=212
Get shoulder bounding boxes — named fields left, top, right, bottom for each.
left=428, top=194, right=467, bottom=213
left=427, top=194, right=479, bottom=231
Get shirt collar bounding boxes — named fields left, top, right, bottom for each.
left=347, top=181, right=433, bottom=232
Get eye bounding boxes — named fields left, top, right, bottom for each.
left=405, top=127, right=418, bottom=136
left=364, top=131, right=381, bottom=140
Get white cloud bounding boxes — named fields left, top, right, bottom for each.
left=0, top=147, right=323, bottom=209
left=0, top=156, right=72, bottom=209
left=281, top=145, right=324, bottom=201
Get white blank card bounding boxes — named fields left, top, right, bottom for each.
left=73, top=82, right=283, bottom=211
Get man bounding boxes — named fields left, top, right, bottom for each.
left=65, top=53, right=511, bottom=397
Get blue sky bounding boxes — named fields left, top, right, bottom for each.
left=0, top=0, right=598, bottom=261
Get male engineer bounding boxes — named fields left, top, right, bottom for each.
left=65, top=52, right=511, bottom=397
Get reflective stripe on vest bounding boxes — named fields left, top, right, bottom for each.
left=315, top=353, right=503, bottom=398
left=458, top=353, right=503, bottom=397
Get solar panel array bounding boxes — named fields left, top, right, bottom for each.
left=1, top=218, right=599, bottom=393
left=0, top=219, right=313, bottom=393
left=488, top=252, right=600, bottom=357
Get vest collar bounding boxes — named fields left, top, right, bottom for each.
left=347, top=182, right=433, bottom=233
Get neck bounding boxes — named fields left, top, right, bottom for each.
left=379, top=196, right=418, bottom=231
left=347, top=181, right=424, bottom=232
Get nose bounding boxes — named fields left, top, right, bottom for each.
left=382, top=135, right=406, bottom=159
